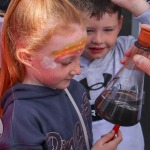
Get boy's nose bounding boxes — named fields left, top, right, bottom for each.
left=92, top=33, right=103, bottom=44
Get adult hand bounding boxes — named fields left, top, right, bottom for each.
left=121, top=24, right=150, bottom=76
left=133, top=55, right=150, bottom=76
left=121, top=47, right=150, bottom=75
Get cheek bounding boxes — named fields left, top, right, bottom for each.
left=84, top=38, right=92, bottom=53
left=106, top=35, right=117, bottom=47
left=42, top=70, right=62, bottom=84
left=86, top=35, right=93, bottom=45
left=110, top=31, right=119, bottom=42
left=40, top=56, right=57, bottom=70
left=32, top=57, right=42, bottom=70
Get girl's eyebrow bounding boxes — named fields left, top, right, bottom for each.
left=55, top=55, right=73, bottom=62
left=55, top=48, right=84, bottom=61
left=51, top=36, right=87, bottom=59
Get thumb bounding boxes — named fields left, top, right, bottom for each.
left=133, top=55, right=150, bottom=76
left=101, top=130, right=115, bottom=143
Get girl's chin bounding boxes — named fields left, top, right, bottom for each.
left=57, top=81, right=71, bottom=89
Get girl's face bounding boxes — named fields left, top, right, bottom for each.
left=24, top=24, right=87, bottom=89
left=83, top=12, right=122, bottom=61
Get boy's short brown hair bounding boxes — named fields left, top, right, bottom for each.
left=90, top=0, right=122, bottom=20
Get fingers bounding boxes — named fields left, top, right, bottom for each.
left=92, top=130, right=122, bottom=150
left=120, top=57, right=128, bottom=64
left=133, top=55, right=150, bottom=76
left=101, top=130, right=122, bottom=148
left=112, top=130, right=122, bottom=145
left=125, top=46, right=133, bottom=56
left=141, top=24, right=150, bottom=32
left=100, top=129, right=122, bottom=144
left=100, top=130, right=116, bottom=143
left=120, top=45, right=134, bottom=64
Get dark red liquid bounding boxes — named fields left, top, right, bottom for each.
left=95, top=90, right=142, bottom=126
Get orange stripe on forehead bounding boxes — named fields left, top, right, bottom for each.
left=51, top=37, right=87, bottom=58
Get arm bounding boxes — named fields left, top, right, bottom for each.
left=111, top=0, right=150, bottom=17
left=92, top=130, right=122, bottom=150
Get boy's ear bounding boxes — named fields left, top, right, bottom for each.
left=16, top=49, right=32, bottom=66
left=118, top=15, right=123, bottom=31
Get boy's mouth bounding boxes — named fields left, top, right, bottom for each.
left=89, top=47, right=105, bottom=53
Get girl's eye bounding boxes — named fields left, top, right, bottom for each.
left=61, top=61, right=72, bottom=66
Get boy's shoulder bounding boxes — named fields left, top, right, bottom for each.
left=117, top=35, right=136, bottom=41
left=116, top=35, right=136, bottom=50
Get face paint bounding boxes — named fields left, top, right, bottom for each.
left=51, top=36, right=87, bottom=60
left=40, top=36, right=87, bottom=70
left=40, top=56, right=57, bottom=69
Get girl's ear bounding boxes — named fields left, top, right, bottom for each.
left=16, top=49, right=33, bottom=67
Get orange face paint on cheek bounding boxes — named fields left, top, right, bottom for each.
left=51, top=36, right=87, bottom=60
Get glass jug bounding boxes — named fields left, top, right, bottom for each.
left=95, top=26, right=150, bottom=126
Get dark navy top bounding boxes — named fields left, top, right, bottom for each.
left=0, top=79, right=93, bottom=150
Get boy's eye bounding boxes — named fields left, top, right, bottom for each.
left=104, top=28, right=114, bottom=32
left=86, top=29, right=94, bottom=34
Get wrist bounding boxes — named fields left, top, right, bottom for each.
left=128, top=1, right=150, bottom=16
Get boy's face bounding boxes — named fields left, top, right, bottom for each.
left=26, top=24, right=87, bottom=89
left=83, top=12, right=122, bottom=61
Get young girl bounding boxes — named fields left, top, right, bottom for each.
left=0, top=0, right=122, bottom=149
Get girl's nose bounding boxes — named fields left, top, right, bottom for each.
left=70, top=61, right=81, bottom=75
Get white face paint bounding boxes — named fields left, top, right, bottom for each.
left=40, top=56, right=57, bottom=69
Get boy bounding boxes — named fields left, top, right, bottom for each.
left=74, top=0, right=150, bottom=149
